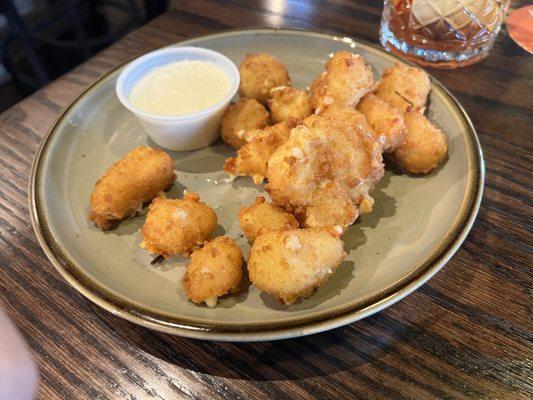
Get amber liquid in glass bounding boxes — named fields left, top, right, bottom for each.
left=380, top=0, right=509, bottom=68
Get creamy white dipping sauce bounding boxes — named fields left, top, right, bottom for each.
left=130, top=60, right=231, bottom=116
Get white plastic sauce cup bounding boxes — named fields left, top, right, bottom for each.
left=116, top=47, right=239, bottom=151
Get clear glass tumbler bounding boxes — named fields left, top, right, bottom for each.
left=379, top=0, right=510, bottom=68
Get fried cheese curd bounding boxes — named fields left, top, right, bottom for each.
left=182, top=236, right=243, bottom=307
left=301, top=188, right=358, bottom=235
left=89, top=146, right=176, bottom=230
left=248, top=229, right=346, bottom=305
left=141, top=193, right=217, bottom=258
left=266, top=105, right=384, bottom=232
left=357, top=93, right=407, bottom=153
left=392, top=111, right=448, bottom=174
left=310, top=51, right=374, bottom=111
left=268, top=86, right=312, bottom=123
left=375, top=62, right=430, bottom=113
left=223, top=118, right=297, bottom=184
left=238, top=196, right=299, bottom=242
left=238, top=53, right=291, bottom=104
left=302, top=113, right=318, bottom=128
left=220, top=98, right=270, bottom=149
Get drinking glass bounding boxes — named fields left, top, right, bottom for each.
left=379, top=0, right=511, bottom=68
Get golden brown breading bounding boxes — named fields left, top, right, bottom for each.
left=268, top=87, right=312, bottom=123
left=287, top=105, right=382, bottom=200
left=223, top=119, right=297, bottom=184
left=141, top=193, right=217, bottom=258
left=301, top=189, right=358, bottom=233
left=357, top=93, right=407, bottom=153
left=89, top=146, right=175, bottom=230
left=238, top=196, right=299, bottom=242
left=182, top=236, right=243, bottom=307
left=266, top=125, right=323, bottom=207
left=248, top=229, right=346, bottom=305
left=265, top=105, right=383, bottom=230
left=220, top=98, right=270, bottom=149
left=302, top=113, right=318, bottom=128
left=266, top=105, right=383, bottom=233
left=392, top=111, right=448, bottom=174
left=376, top=62, right=430, bottom=113
left=238, top=53, right=291, bottom=104
left=310, top=51, right=374, bottom=110
left=308, top=103, right=376, bottom=142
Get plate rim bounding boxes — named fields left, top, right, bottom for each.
left=29, top=28, right=485, bottom=341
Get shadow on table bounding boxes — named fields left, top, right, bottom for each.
left=88, top=152, right=470, bottom=382
left=88, top=164, right=459, bottom=382
left=92, top=300, right=446, bottom=381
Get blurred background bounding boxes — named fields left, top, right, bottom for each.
left=0, top=0, right=173, bottom=112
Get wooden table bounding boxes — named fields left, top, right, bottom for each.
left=1, top=1, right=531, bottom=398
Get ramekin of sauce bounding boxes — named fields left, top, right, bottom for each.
left=116, top=47, right=239, bottom=151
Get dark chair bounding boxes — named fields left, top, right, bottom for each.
left=0, top=0, right=145, bottom=93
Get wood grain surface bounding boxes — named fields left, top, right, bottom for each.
left=1, top=1, right=532, bottom=398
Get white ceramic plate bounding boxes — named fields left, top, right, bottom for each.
left=30, top=29, right=484, bottom=341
